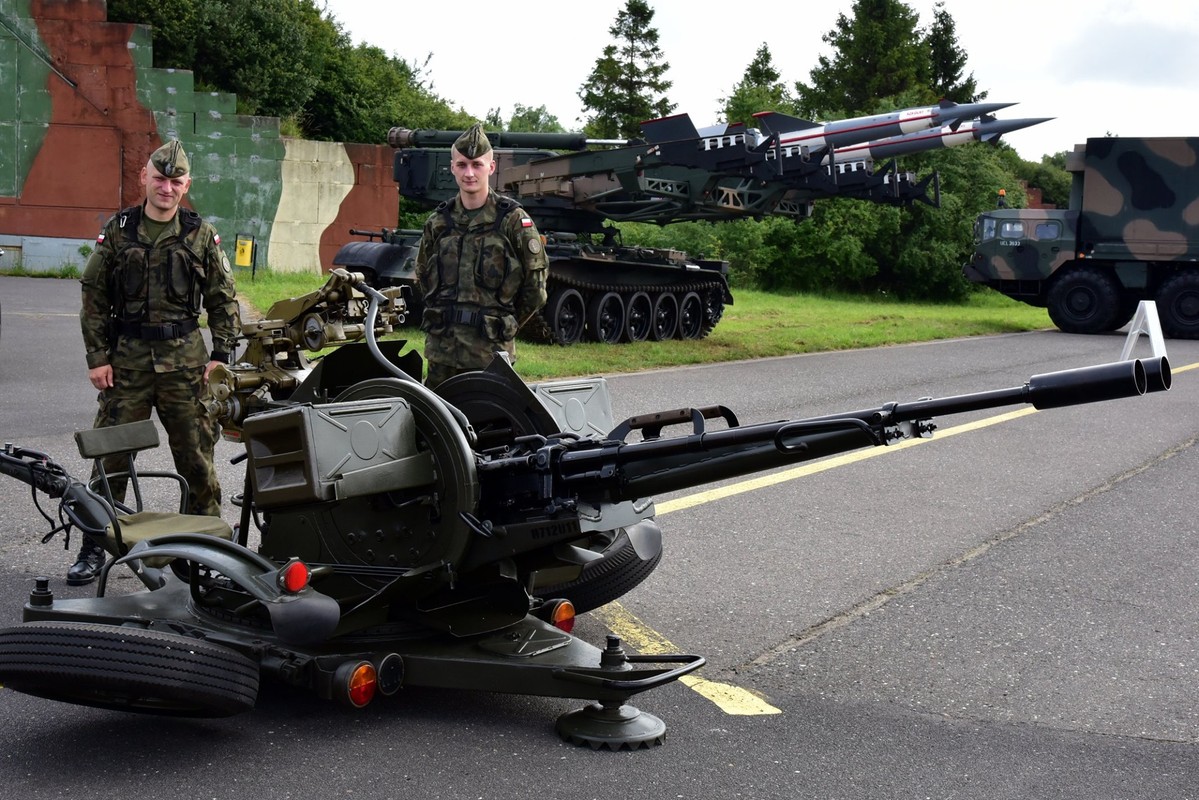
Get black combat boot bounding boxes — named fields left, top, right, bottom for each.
left=66, top=540, right=106, bottom=586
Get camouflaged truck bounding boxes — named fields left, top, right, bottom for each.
left=964, top=137, right=1199, bottom=338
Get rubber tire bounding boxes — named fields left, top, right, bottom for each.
left=587, top=291, right=626, bottom=344
left=623, top=291, right=653, bottom=342
left=1156, top=270, right=1199, bottom=339
left=533, top=523, right=663, bottom=615
left=650, top=293, right=679, bottom=341
left=546, top=287, right=586, bottom=345
left=0, top=621, right=260, bottom=717
left=1046, top=267, right=1122, bottom=334
left=677, top=292, right=704, bottom=339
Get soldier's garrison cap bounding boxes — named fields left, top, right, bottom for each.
left=150, top=140, right=190, bottom=178
left=453, top=123, right=492, bottom=158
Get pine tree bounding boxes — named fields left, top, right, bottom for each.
left=794, top=0, right=930, bottom=118
left=577, top=0, right=674, bottom=139
left=720, top=44, right=796, bottom=129
left=925, top=1, right=982, bottom=101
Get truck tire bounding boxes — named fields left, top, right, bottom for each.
left=1046, top=267, right=1122, bottom=334
left=0, top=621, right=260, bottom=717
left=1156, top=271, right=1199, bottom=339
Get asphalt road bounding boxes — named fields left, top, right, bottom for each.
left=0, top=274, right=1196, bottom=799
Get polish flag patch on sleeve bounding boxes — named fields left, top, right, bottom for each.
left=96, top=233, right=105, bottom=245
left=214, top=233, right=221, bottom=245
left=521, top=217, right=534, bottom=228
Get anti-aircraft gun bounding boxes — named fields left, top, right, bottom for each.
left=0, top=271, right=1172, bottom=748
left=334, top=101, right=1048, bottom=345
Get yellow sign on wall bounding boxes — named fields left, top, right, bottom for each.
left=235, top=234, right=255, bottom=268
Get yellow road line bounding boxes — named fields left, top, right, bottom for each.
left=656, top=407, right=1040, bottom=515
left=592, top=602, right=782, bottom=715
left=598, top=359, right=1199, bottom=716
left=601, top=408, right=1043, bottom=716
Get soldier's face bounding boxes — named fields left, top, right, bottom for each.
left=450, top=149, right=495, bottom=204
left=140, top=163, right=191, bottom=220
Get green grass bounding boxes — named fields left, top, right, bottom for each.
left=222, top=270, right=1056, bottom=380
left=232, top=266, right=326, bottom=316
left=0, top=264, right=81, bottom=279
left=508, top=290, right=1051, bottom=380
left=7, top=266, right=1051, bottom=380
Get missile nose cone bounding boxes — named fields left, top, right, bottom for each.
left=979, top=116, right=1054, bottom=135
left=937, top=101, right=1018, bottom=124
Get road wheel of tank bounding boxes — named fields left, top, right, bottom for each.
left=587, top=291, right=626, bottom=344
left=701, top=291, right=725, bottom=338
left=650, top=293, right=679, bottom=341
left=623, top=292, right=653, bottom=342
left=1046, top=267, right=1121, bottom=334
left=546, top=287, right=586, bottom=345
left=532, top=521, right=663, bottom=614
left=1156, top=270, right=1199, bottom=339
left=677, top=292, right=704, bottom=339
left=0, top=622, right=259, bottom=717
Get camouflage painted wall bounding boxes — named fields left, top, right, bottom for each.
left=0, top=0, right=396, bottom=273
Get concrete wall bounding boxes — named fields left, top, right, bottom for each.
left=0, top=0, right=397, bottom=273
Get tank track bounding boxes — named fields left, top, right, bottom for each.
left=538, top=268, right=726, bottom=345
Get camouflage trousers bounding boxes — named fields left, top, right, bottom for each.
left=91, top=365, right=222, bottom=516
left=423, top=332, right=515, bottom=391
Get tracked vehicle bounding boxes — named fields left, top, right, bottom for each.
left=335, top=103, right=1046, bottom=344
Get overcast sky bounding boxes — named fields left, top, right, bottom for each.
left=319, top=0, right=1199, bottom=161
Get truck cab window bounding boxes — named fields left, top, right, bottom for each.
left=1034, top=221, right=1060, bottom=239
left=999, top=221, right=1025, bottom=239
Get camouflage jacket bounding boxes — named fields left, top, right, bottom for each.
left=80, top=204, right=241, bottom=373
left=414, top=192, right=547, bottom=367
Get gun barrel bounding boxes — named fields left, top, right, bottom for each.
left=545, top=358, right=1161, bottom=502
left=388, top=127, right=593, bottom=151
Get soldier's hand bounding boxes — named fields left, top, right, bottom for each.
left=88, top=365, right=113, bottom=391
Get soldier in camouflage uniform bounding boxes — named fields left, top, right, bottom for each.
left=75, top=140, right=241, bottom=585
left=414, top=123, right=548, bottom=390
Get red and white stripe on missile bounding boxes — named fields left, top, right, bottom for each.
left=751, top=100, right=1016, bottom=152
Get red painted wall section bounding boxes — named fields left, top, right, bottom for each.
left=7, top=0, right=161, bottom=238
left=320, top=143, right=399, bottom=271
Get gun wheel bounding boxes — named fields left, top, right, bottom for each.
left=0, top=622, right=259, bottom=717
left=533, top=521, right=663, bottom=614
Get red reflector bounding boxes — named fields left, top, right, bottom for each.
left=279, top=560, right=310, bottom=593
left=347, top=663, right=377, bottom=708
left=551, top=599, right=576, bottom=633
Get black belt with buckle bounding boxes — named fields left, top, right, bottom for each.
left=447, top=307, right=484, bottom=328
left=117, top=318, right=199, bottom=341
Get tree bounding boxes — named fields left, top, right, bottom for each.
left=924, top=1, right=981, bottom=101
left=578, top=0, right=674, bottom=139
left=794, top=0, right=931, bottom=118
left=191, top=0, right=326, bottom=118
left=107, top=0, right=201, bottom=67
left=720, top=44, right=796, bottom=129
left=507, top=105, right=565, bottom=133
